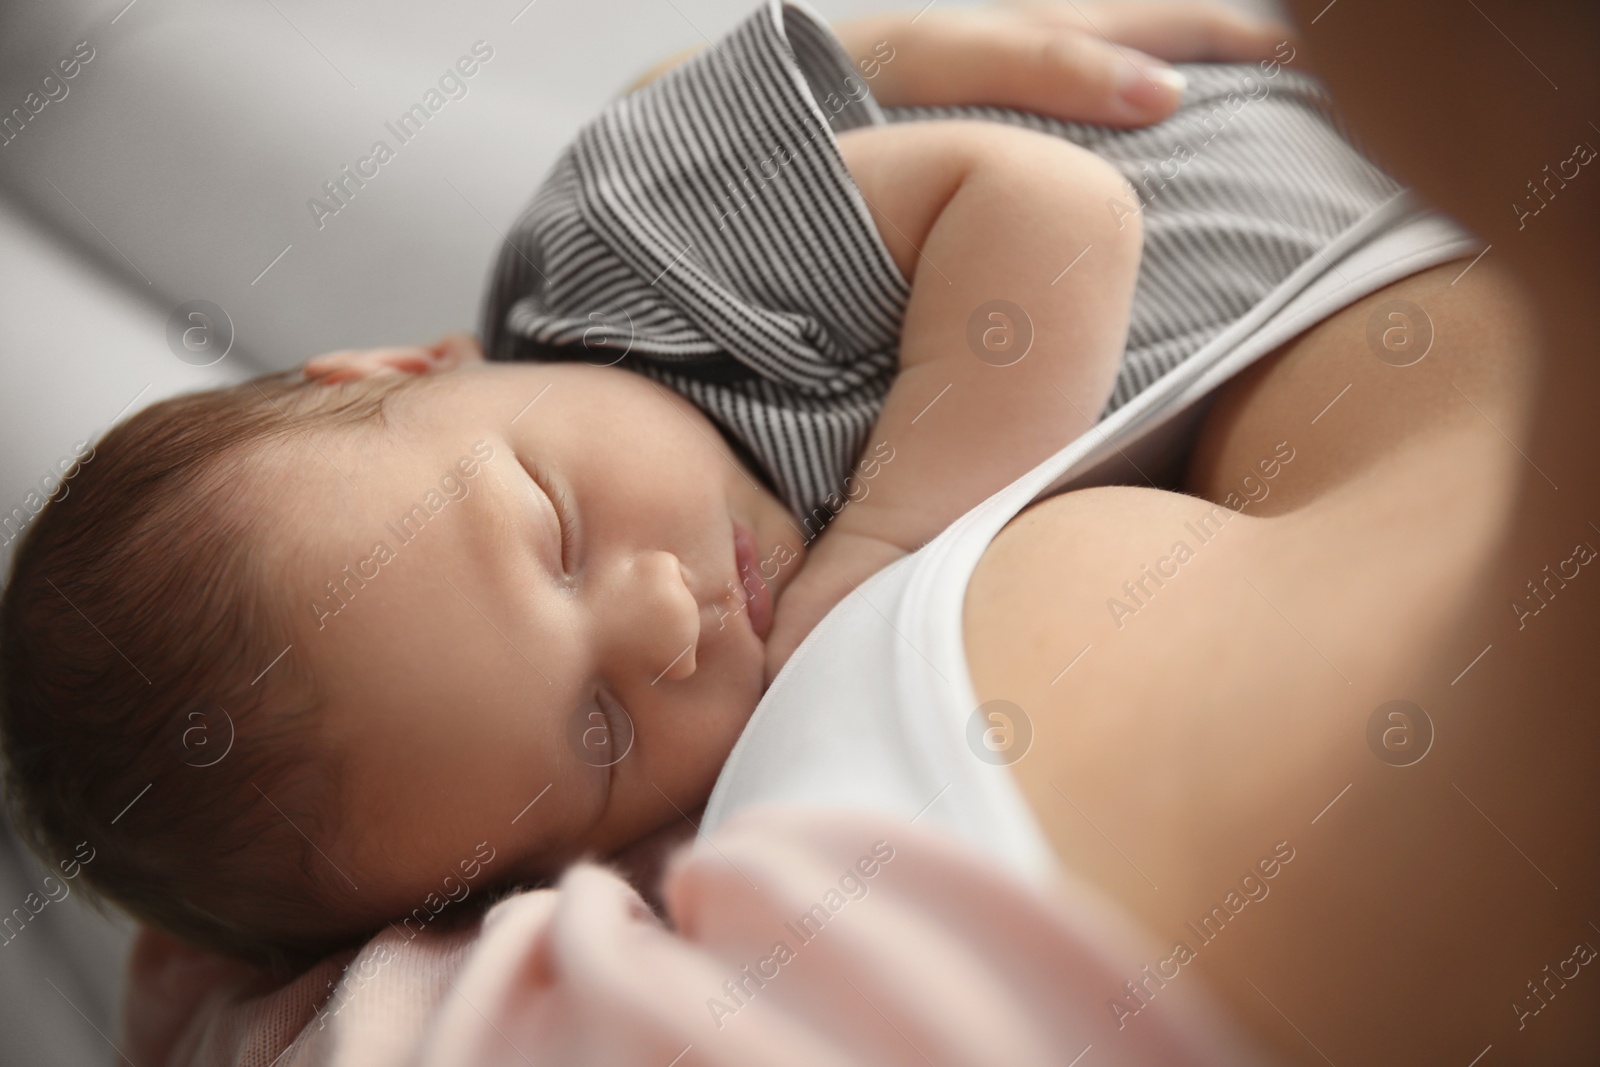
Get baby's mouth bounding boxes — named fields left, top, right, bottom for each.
left=731, top=522, right=774, bottom=641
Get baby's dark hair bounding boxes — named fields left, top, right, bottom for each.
left=0, top=369, right=423, bottom=969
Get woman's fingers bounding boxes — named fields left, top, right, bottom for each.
left=861, top=11, right=1189, bottom=126
left=844, top=3, right=1294, bottom=126
left=1087, top=2, right=1296, bottom=62
left=640, top=4, right=1296, bottom=126
left=430, top=332, right=486, bottom=367
left=301, top=334, right=482, bottom=385
left=1006, top=2, right=1295, bottom=64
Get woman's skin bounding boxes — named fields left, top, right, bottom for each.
left=966, top=2, right=1600, bottom=1061
left=478, top=4, right=1600, bottom=1058
left=119, top=3, right=1596, bottom=1061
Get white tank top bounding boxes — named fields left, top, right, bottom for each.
left=701, top=199, right=1476, bottom=883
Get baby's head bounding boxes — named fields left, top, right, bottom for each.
left=0, top=336, right=801, bottom=967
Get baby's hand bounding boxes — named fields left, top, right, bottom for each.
left=763, top=528, right=908, bottom=686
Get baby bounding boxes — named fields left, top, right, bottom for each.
left=0, top=8, right=1140, bottom=967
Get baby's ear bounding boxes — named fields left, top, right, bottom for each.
left=302, top=332, right=484, bottom=384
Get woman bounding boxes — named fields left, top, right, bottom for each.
left=969, top=1, right=1600, bottom=1061
left=699, top=3, right=1595, bottom=1060
left=124, top=3, right=1600, bottom=1064
left=972, top=0, right=1600, bottom=1062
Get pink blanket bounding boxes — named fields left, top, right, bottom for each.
left=123, top=809, right=1263, bottom=1066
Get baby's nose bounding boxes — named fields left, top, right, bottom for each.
left=606, top=549, right=700, bottom=683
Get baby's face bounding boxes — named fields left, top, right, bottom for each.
left=263, top=356, right=803, bottom=925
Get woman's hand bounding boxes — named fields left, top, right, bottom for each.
left=301, top=332, right=484, bottom=383
left=631, top=3, right=1295, bottom=127
left=837, top=2, right=1296, bottom=126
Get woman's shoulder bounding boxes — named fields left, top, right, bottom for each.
left=966, top=258, right=1537, bottom=696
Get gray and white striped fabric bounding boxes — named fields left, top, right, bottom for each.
left=480, top=0, right=1400, bottom=519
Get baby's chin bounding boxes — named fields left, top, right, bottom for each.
left=602, top=818, right=702, bottom=908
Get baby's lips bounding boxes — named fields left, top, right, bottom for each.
left=733, top=523, right=774, bottom=641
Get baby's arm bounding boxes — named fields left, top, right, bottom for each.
left=764, top=120, right=1143, bottom=680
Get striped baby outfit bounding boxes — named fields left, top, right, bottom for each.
left=480, top=0, right=1400, bottom=520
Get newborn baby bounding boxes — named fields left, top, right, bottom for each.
left=0, top=5, right=1140, bottom=967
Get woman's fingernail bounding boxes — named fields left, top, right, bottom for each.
left=1117, top=59, right=1187, bottom=113
left=1152, top=65, right=1187, bottom=96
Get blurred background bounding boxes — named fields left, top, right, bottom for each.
left=0, top=0, right=1273, bottom=1061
